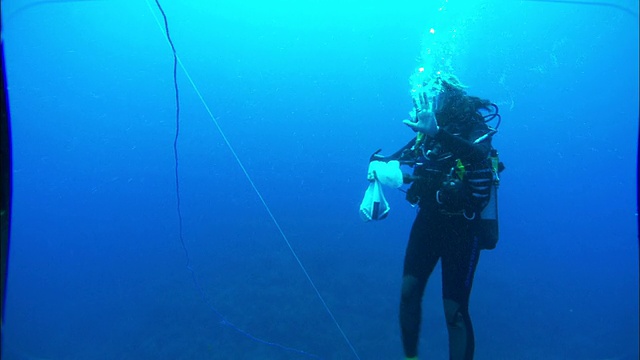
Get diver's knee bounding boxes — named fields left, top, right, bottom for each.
left=443, top=298, right=464, bottom=326
left=401, top=275, right=421, bottom=301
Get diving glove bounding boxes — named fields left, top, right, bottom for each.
left=367, top=160, right=403, bottom=189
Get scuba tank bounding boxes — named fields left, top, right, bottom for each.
left=477, top=149, right=501, bottom=250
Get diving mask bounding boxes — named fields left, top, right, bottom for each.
left=431, top=91, right=445, bottom=113
left=424, top=75, right=464, bottom=113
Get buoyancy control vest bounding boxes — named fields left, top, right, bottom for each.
left=405, top=132, right=504, bottom=250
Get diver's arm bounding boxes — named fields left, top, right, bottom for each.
left=370, top=138, right=417, bottom=163
left=367, top=138, right=419, bottom=185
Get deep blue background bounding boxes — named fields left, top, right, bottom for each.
left=1, top=0, right=638, bottom=359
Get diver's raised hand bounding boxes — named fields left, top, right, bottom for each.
left=403, top=91, right=439, bottom=137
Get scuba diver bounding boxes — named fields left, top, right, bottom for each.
left=362, top=74, right=504, bottom=360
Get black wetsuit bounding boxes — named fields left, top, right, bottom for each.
left=381, top=120, right=493, bottom=360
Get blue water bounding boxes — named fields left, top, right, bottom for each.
left=1, top=0, right=638, bottom=359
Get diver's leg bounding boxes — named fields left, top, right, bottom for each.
left=441, top=226, right=480, bottom=360
left=443, top=298, right=474, bottom=360
left=400, top=209, right=439, bottom=359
